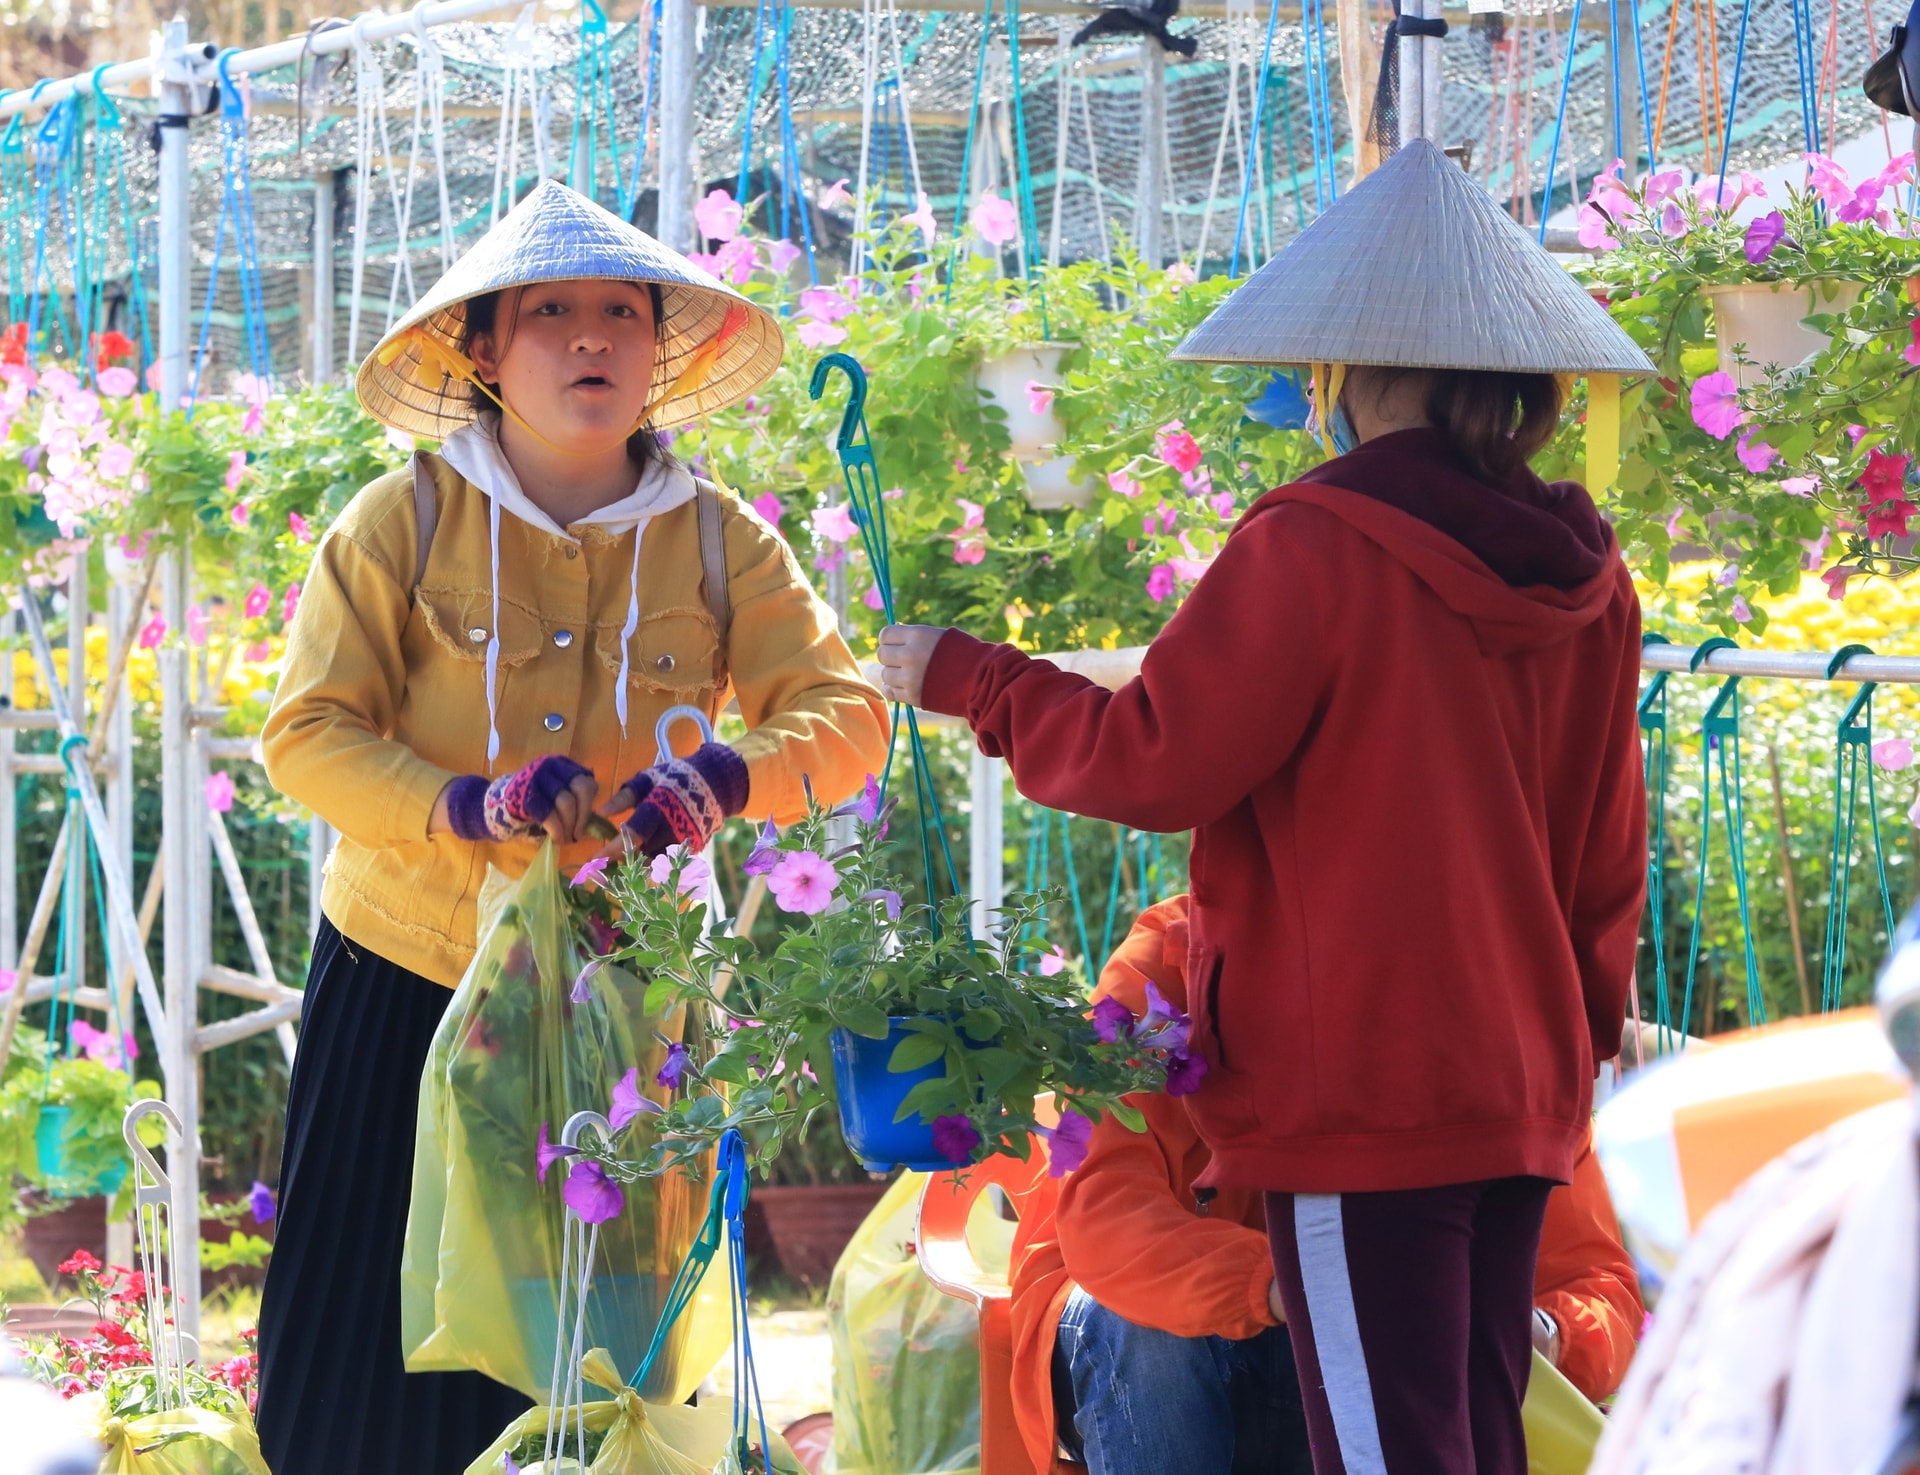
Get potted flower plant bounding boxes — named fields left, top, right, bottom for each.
left=1548, top=153, right=1920, bottom=628
left=587, top=782, right=1203, bottom=1184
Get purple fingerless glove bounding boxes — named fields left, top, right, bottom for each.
left=618, top=743, right=749, bottom=858
left=444, top=755, right=593, bottom=842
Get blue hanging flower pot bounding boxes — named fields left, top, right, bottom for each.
left=829, top=1018, right=961, bottom=1174
left=35, top=1105, right=128, bottom=1199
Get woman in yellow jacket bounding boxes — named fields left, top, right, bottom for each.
left=255, top=181, right=888, bottom=1475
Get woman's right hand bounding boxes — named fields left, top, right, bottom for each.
left=431, top=756, right=599, bottom=845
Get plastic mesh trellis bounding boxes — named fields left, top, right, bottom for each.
left=0, top=0, right=1889, bottom=385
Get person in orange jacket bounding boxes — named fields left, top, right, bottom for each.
left=1008, top=897, right=1644, bottom=1474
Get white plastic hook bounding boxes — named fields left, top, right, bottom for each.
left=653, top=704, right=715, bottom=765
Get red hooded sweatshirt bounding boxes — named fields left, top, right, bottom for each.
left=922, top=429, right=1647, bottom=1193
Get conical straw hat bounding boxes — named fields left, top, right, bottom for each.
left=1172, top=139, right=1654, bottom=376
left=358, top=180, right=785, bottom=438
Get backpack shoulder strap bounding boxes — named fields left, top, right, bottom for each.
left=409, top=452, right=441, bottom=597
left=694, top=480, right=733, bottom=657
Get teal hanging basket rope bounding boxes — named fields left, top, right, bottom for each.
left=1637, top=634, right=1675, bottom=1052
left=1820, top=645, right=1898, bottom=1012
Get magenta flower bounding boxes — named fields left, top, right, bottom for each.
left=837, top=773, right=884, bottom=824
left=563, top=1159, right=626, bottom=1224
left=1038, top=945, right=1068, bottom=977
left=743, top=819, right=780, bottom=876
left=536, top=1122, right=578, bottom=1184
left=1165, top=1051, right=1208, bottom=1096
left=288, top=510, right=313, bottom=544
left=810, top=504, right=859, bottom=543
left=1821, top=564, right=1858, bottom=601
left=752, top=492, right=784, bottom=527
left=249, top=1180, right=277, bottom=1225
left=1091, top=996, right=1135, bottom=1043
left=571, top=958, right=604, bottom=1005
left=797, top=318, right=849, bottom=350
left=1780, top=475, right=1818, bottom=497
left=1689, top=373, right=1742, bottom=440
left=224, top=450, right=248, bottom=492
left=1743, top=211, right=1789, bottom=265
left=902, top=192, right=939, bottom=246
left=138, top=613, right=167, bottom=649
left=970, top=193, right=1019, bottom=246
left=1146, top=564, right=1176, bottom=602
left=769, top=849, right=839, bottom=914
left=1108, top=469, right=1141, bottom=498
left=1046, top=1109, right=1095, bottom=1178
left=1155, top=425, right=1203, bottom=475
left=96, top=365, right=137, bottom=398
left=570, top=856, right=609, bottom=889
left=766, top=240, right=804, bottom=276
left=820, top=177, right=853, bottom=210
left=931, top=1114, right=982, bottom=1165
left=186, top=605, right=211, bottom=646
left=656, top=1042, right=690, bottom=1091
left=1735, top=431, right=1778, bottom=474
left=281, top=582, right=301, bottom=625
left=860, top=888, right=903, bottom=920
left=694, top=187, right=744, bottom=243
left=798, top=286, right=854, bottom=324
left=1025, top=381, right=1056, bottom=416
left=244, top=582, right=271, bottom=620
left=206, top=771, right=235, bottom=813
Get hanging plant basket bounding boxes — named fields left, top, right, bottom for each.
left=976, top=342, right=1095, bottom=510
left=35, top=1104, right=129, bottom=1199
left=829, top=1018, right=959, bottom=1174
left=1706, top=280, right=1863, bottom=386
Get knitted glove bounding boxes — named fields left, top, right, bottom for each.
left=444, top=755, right=594, bottom=842
left=617, top=743, right=749, bottom=858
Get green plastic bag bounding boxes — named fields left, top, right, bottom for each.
left=464, top=1347, right=799, bottom=1475
left=1522, top=1351, right=1605, bottom=1475
left=827, top=1173, right=986, bottom=1475
left=402, top=844, right=725, bottom=1402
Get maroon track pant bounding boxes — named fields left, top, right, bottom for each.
left=1265, top=1177, right=1554, bottom=1475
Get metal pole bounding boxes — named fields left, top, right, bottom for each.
left=310, top=174, right=336, bottom=384
left=1396, top=5, right=1424, bottom=142
left=658, top=0, right=698, bottom=250
left=66, top=557, right=88, bottom=1005
left=968, top=752, right=1004, bottom=937
left=1418, top=0, right=1442, bottom=143
left=1, top=609, right=16, bottom=980
left=1133, top=42, right=1166, bottom=265
left=156, top=15, right=205, bottom=1350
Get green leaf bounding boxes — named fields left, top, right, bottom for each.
left=887, top=1031, right=948, bottom=1073
left=836, top=1002, right=892, bottom=1040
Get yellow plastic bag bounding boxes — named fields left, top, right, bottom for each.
left=84, top=1403, right=270, bottom=1475
left=402, top=844, right=726, bottom=1401
left=1522, top=1350, right=1605, bottom=1475
left=464, top=1348, right=798, bottom=1475
left=827, top=1173, right=984, bottom=1475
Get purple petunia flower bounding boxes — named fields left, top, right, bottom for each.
left=248, top=1180, right=277, bottom=1225
left=571, top=958, right=604, bottom=1005
left=536, top=1122, right=579, bottom=1184
left=742, top=819, right=780, bottom=876
left=502, top=1454, right=520, bottom=1474
left=1742, top=210, right=1791, bottom=265
left=1046, top=1109, right=1095, bottom=1177
left=836, top=774, right=884, bottom=825
left=563, top=1159, right=626, bottom=1224
left=931, top=1114, right=982, bottom=1165
left=1165, top=1051, right=1209, bottom=1097
left=1091, top=996, right=1136, bottom=1044
left=656, top=1042, right=691, bottom=1091
left=1136, top=982, right=1192, bottom=1055
left=861, top=888, right=904, bottom=921
left=610, top=1066, right=664, bottom=1130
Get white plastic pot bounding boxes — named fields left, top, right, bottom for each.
left=975, top=341, right=1094, bottom=510
left=1706, top=280, right=1863, bottom=387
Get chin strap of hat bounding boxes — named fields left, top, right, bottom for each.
left=1586, top=374, right=1621, bottom=496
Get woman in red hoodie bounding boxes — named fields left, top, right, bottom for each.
left=879, top=140, right=1654, bottom=1473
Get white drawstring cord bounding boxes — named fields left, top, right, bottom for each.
left=485, top=486, right=502, bottom=768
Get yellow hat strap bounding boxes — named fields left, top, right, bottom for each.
left=1310, top=362, right=1348, bottom=458
left=1584, top=374, right=1621, bottom=496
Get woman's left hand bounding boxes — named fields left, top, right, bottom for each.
left=598, top=741, right=749, bottom=860
left=877, top=625, right=946, bottom=707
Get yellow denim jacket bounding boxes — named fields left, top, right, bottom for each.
left=261, top=454, right=889, bottom=986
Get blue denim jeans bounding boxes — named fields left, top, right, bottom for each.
left=1053, top=1286, right=1314, bottom=1475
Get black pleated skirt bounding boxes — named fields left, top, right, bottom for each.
left=255, top=919, right=530, bottom=1475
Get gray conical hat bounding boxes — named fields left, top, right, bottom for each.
left=1172, top=140, right=1654, bottom=376
left=358, top=180, right=785, bottom=438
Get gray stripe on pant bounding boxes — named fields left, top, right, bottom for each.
left=1294, top=1194, right=1389, bottom=1475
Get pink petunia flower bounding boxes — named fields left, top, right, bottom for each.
left=714, top=237, right=757, bottom=285
left=206, top=771, right=235, bottom=812
left=288, top=511, right=313, bottom=543
left=96, top=365, right=137, bottom=398
left=1735, top=431, right=1778, bottom=473
left=1903, top=318, right=1920, bottom=368
left=1689, top=373, right=1742, bottom=440
left=649, top=844, right=713, bottom=897
left=1872, top=738, right=1915, bottom=772
left=281, top=583, right=301, bottom=625
left=1577, top=204, right=1620, bottom=252
left=186, top=605, right=210, bottom=646
left=820, top=178, right=854, bottom=210
left=244, top=583, right=272, bottom=619
left=1146, top=564, right=1176, bottom=602
left=766, top=240, right=804, bottom=276
left=903, top=192, right=939, bottom=246
left=1025, top=381, right=1055, bottom=416
left=138, top=614, right=166, bottom=648
left=230, top=500, right=251, bottom=528
left=863, top=584, right=885, bottom=610
left=243, top=641, right=270, bottom=663
left=694, top=188, right=744, bottom=242
left=1731, top=596, right=1753, bottom=624
left=1155, top=423, right=1203, bottom=475
left=970, top=193, right=1019, bottom=247
left=797, top=319, right=849, bottom=349
left=225, top=451, right=248, bottom=492
left=768, top=849, right=839, bottom=914
left=956, top=498, right=985, bottom=531
left=1780, top=476, right=1819, bottom=497
left=811, top=504, right=859, bottom=543
left=1038, top=945, right=1068, bottom=977
left=1108, top=469, right=1141, bottom=498
left=1821, top=564, right=1858, bottom=601
left=570, top=856, right=610, bottom=889
left=751, top=492, right=783, bottom=527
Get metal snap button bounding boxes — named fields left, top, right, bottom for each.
left=468, top=627, right=487, bottom=644
left=553, top=629, right=573, bottom=649
left=544, top=713, right=565, bottom=732
left=655, top=653, right=675, bottom=673
left=564, top=546, right=579, bottom=560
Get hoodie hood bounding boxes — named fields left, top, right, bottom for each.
left=1254, top=429, right=1627, bottom=658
